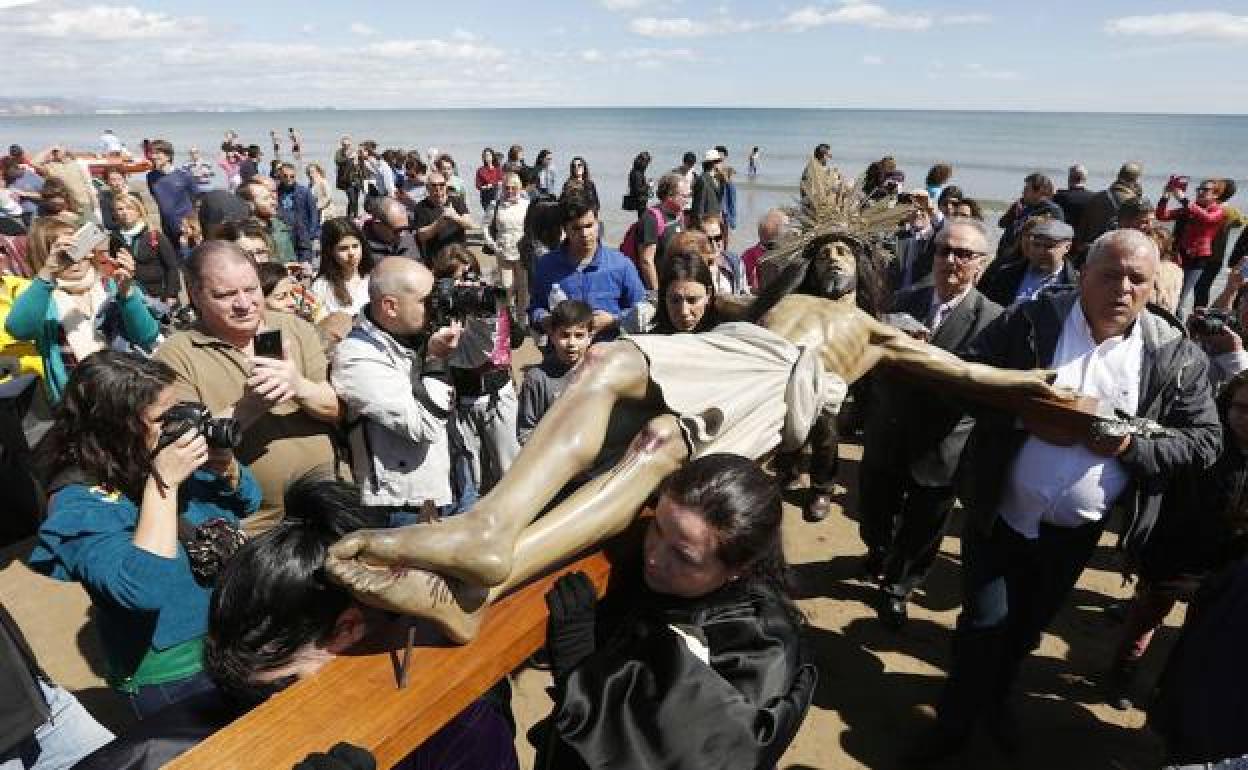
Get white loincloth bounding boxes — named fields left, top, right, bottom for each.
left=626, top=322, right=848, bottom=460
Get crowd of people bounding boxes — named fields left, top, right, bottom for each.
left=0, top=127, right=1245, bottom=770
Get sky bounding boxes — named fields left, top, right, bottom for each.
left=4, top=0, right=1248, bottom=113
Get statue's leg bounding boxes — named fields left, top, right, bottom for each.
left=328, top=341, right=653, bottom=586
left=490, top=413, right=690, bottom=596
left=324, top=415, right=690, bottom=643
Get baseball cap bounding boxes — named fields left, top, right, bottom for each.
left=1032, top=219, right=1074, bottom=240
left=704, top=149, right=723, bottom=163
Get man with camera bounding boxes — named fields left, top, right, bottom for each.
left=155, top=241, right=341, bottom=534
left=1189, top=298, right=1248, bottom=387
left=412, top=171, right=475, bottom=263
left=331, top=257, right=462, bottom=517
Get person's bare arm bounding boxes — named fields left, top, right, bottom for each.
left=868, top=318, right=1067, bottom=399
left=637, top=243, right=659, bottom=290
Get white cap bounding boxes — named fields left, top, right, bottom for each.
left=704, top=148, right=723, bottom=162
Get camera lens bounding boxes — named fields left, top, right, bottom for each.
left=202, top=416, right=243, bottom=449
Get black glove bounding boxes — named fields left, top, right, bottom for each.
left=292, top=742, right=377, bottom=770
left=544, top=571, right=598, bottom=688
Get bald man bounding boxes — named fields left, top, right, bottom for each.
left=912, top=228, right=1222, bottom=761
left=330, top=257, right=462, bottom=517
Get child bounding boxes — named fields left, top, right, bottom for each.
left=517, top=299, right=592, bottom=444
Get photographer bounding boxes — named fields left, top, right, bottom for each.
left=331, top=257, right=461, bottom=518
left=1187, top=292, right=1248, bottom=388
left=1157, top=177, right=1227, bottom=318
left=155, top=241, right=341, bottom=534
left=431, top=245, right=527, bottom=505
left=28, top=351, right=260, bottom=718
left=5, top=213, right=160, bottom=404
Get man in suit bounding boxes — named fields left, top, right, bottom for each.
left=1054, top=164, right=1093, bottom=233
left=859, top=217, right=1002, bottom=627
left=978, top=218, right=1078, bottom=308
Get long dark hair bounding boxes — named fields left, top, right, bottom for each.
left=659, top=454, right=799, bottom=620
left=632, top=151, right=651, bottom=172
left=749, top=233, right=886, bottom=322
left=315, top=217, right=374, bottom=306
left=653, top=250, right=719, bottom=334
left=205, top=474, right=376, bottom=706
left=40, top=351, right=175, bottom=501
left=568, top=156, right=591, bottom=182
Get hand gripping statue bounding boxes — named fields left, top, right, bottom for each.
left=326, top=199, right=1070, bottom=644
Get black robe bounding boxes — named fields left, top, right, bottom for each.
left=537, top=578, right=815, bottom=770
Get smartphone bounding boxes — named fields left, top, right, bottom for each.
left=65, top=222, right=108, bottom=263
left=254, top=329, right=283, bottom=359
left=1168, top=174, right=1190, bottom=193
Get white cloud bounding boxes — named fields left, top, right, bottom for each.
left=632, top=2, right=933, bottom=38
left=601, top=0, right=652, bottom=10
left=1106, top=12, right=1248, bottom=41
left=780, top=3, right=932, bottom=32
left=0, top=0, right=40, bottom=8
left=451, top=28, right=478, bottom=42
left=362, top=38, right=504, bottom=61
left=630, top=15, right=757, bottom=37
left=10, top=3, right=209, bottom=40
left=580, top=48, right=606, bottom=62
left=942, top=13, right=990, bottom=25
left=862, top=54, right=883, bottom=65
left=350, top=22, right=377, bottom=37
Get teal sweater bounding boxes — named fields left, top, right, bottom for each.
left=28, top=468, right=261, bottom=684
left=3, top=277, right=160, bottom=403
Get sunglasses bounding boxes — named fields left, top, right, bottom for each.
left=1028, top=235, right=1067, bottom=248
left=707, top=234, right=724, bottom=244
left=427, top=182, right=447, bottom=189
left=937, top=245, right=984, bottom=262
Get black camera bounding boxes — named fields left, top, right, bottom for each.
left=1190, top=309, right=1236, bottom=336
left=429, top=277, right=506, bottom=327
left=155, top=402, right=242, bottom=454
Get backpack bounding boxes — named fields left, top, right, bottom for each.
left=619, top=206, right=669, bottom=265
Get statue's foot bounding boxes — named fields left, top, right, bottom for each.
left=328, top=514, right=514, bottom=587
left=324, top=558, right=488, bottom=644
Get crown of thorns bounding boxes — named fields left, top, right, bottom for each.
left=763, top=174, right=915, bottom=272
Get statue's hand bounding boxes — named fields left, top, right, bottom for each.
left=1023, top=368, right=1077, bottom=401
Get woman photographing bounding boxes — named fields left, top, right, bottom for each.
left=28, top=352, right=260, bottom=717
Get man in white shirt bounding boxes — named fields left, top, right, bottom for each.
left=913, top=229, right=1221, bottom=761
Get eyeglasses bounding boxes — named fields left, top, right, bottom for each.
left=240, top=247, right=270, bottom=259
left=706, top=234, right=724, bottom=244
left=936, top=245, right=985, bottom=263
left=1027, top=235, right=1068, bottom=249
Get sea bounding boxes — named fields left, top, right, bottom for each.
left=4, top=108, right=1248, bottom=241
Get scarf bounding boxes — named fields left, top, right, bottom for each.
left=53, top=267, right=108, bottom=362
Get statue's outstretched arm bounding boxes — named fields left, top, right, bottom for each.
left=868, top=319, right=1072, bottom=401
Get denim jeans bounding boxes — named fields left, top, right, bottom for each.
left=1179, top=263, right=1214, bottom=319
left=938, top=517, right=1104, bottom=732
left=127, top=670, right=217, bottom=720
left=0, top=681, right=113, bottom=770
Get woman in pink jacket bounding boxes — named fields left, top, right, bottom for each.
left=1157, top=177, right=1227, bottom=317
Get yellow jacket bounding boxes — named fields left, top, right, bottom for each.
left=0, top=276, right=44, bottom=379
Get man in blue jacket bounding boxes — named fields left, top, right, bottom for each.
left=276, top=162, right=320, bottom=260
left=529, top=195, right=646, bottom=341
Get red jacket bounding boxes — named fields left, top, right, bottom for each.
left=1156, top=197, right=1226, bottom=263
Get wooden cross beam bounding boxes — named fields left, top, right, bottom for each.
left=167, top=548, right=616, bottom=770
